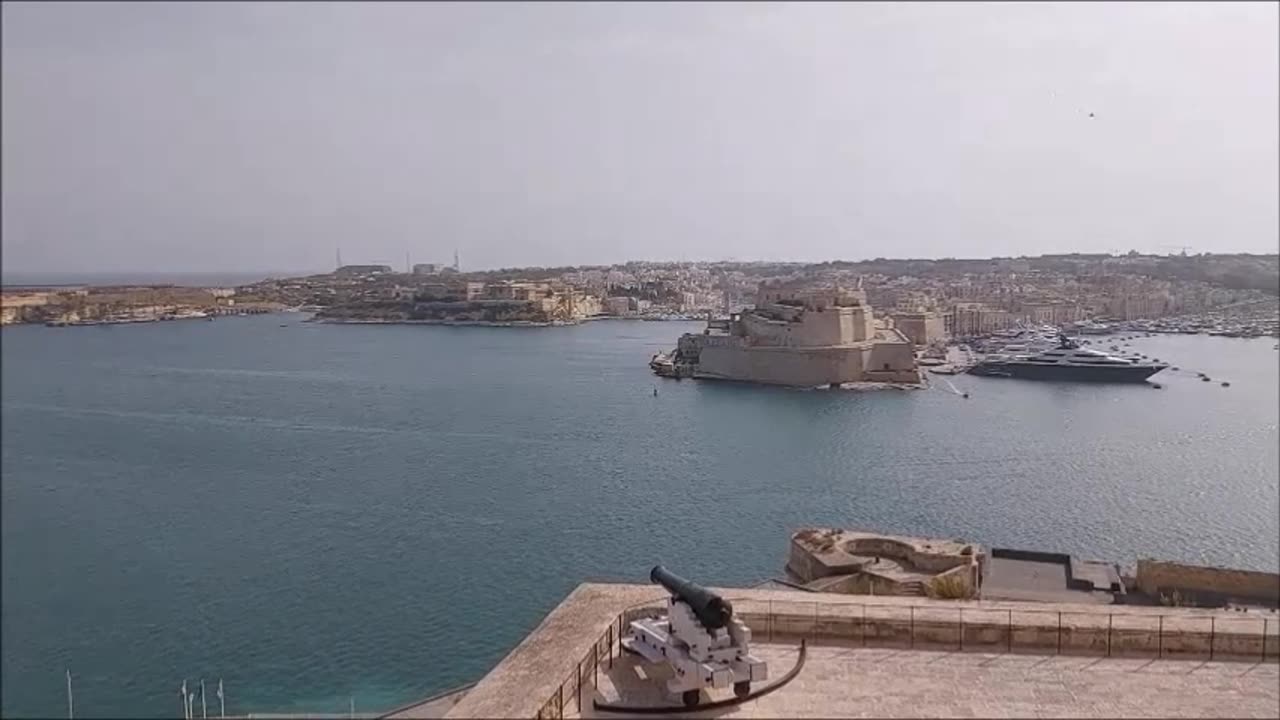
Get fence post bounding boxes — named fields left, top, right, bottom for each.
left=1057, top=611, right=1062, bottom=654
left=1209, top=616, right=1215, bottom=661
left=958, top=608, right=963, bottom=651
left=1262, top=618, right=1269, bottom=663
left=862, top=604, right=867, bottom=647
left=768, top=600, right=773, bottom=643
left=577, top=660, right=583, bottom=712
left=608, top=624, right=614, bottom=669
left=557, top=683, right=564, bottom=720
left=1007, top=610, right=1013, bottom=653
left=1158, top=616, right=1164, bottom=659
left=593, top=641, right=598, bottom=687
left=910, top=606, right=915, bottom=649
left=1107, top=614, right=1113, bottom=657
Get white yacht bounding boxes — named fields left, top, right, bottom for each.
left=969, top=335, right=1167, bottom=382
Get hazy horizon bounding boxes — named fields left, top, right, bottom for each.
left=3, top=2, right=1277, bottom=274
left=4, top=248, right=1280, bottom=285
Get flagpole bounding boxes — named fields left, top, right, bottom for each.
left=217, top=679, right=225, bottom=719
left=187, top=691, right=195, bottom=720
left=66, top=669, right=74, bottom=720
left=182, top=680, right=189, bottom=720
left=201, top=679, right=207, bottom=719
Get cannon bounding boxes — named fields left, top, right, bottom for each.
left=650, top=565, right=733, bottom=630
left=620, top=565, right=768, bottom=708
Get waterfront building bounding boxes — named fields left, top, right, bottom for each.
left=1107, top=293, right=1174, bottom=321
left=483, top=281, right=554, bottom=302
left=1018, top=301, right=1083, bottom=326
left=946, top=302, right=1015, bottom=338
left=604, top=296, right=633, bottom=316
left=416, top=282, right=486, bottom=302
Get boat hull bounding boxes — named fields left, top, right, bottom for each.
left=967, top=361, right=1166, bottom=382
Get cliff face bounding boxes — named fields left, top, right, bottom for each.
left=410, top=300, right=557, bottom=323
left=1, top=288, right=223, bottom=325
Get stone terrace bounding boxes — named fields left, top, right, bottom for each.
left=387, top=583, right=1280, bottom=719
left=578, top=643, right=1279, bottom=718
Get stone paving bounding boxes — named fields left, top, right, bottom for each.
left=577, top=643, right=1280, bottom=718
left=438, top=584, right=1279, bottom=718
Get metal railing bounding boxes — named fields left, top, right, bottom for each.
left=533, top=597, right=1279, bottom=719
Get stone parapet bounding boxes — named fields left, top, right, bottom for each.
left=1137, top=559, right=1280, bottom=606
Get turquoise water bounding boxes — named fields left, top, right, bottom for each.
left=2, top=316, right=1277, bottom=717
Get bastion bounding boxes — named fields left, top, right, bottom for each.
left=785, top=528, right=985, bottom=598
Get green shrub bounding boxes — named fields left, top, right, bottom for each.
left=926, top=574, right=973, bottom=600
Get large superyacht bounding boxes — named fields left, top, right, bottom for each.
left=967, top=334, right=1167, bottom=382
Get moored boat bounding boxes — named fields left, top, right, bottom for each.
left=967, top=335, right=1167, bottom=383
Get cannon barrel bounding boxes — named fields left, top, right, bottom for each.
left=650, top=565, right=733, bottom=630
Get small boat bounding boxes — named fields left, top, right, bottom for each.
left=1221, top=381, right=1230, bottom=387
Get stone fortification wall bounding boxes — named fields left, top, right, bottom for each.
left=738, top=304, right=877, bottom=348
left=843, top=537, right=971, bottom=573
left=867, top=335, right=917, bottom=378
left=739, top=311, right=801, bottom=347
left=788, top=530, right=985, bottom=599
left=788, top=533, right=982, bottom=579
left=695, top=344, right=869, bottom=387
left=1137, top=559, right=1280, bottom=605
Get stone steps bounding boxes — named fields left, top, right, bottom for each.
left=900, top=581, right=925, bottom=596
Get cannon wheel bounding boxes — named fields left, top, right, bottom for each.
left=681, top=690, right=700, bottom=708
left=734, top=681, right=751, bottom=699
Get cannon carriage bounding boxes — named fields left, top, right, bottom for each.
left=620, top=566, right=769, bottom=708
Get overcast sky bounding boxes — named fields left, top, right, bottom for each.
left=2, top=2, right=1276, bottom=273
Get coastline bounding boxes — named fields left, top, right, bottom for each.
left=311, top=317, right=579, bottom=328
left=309, top=315, right=703, bottom=328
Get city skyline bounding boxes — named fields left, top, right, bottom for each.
left=3, top=2, right=1277, bottom=274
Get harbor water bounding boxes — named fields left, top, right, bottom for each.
left=2, top=316, right=1277, bottom=717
